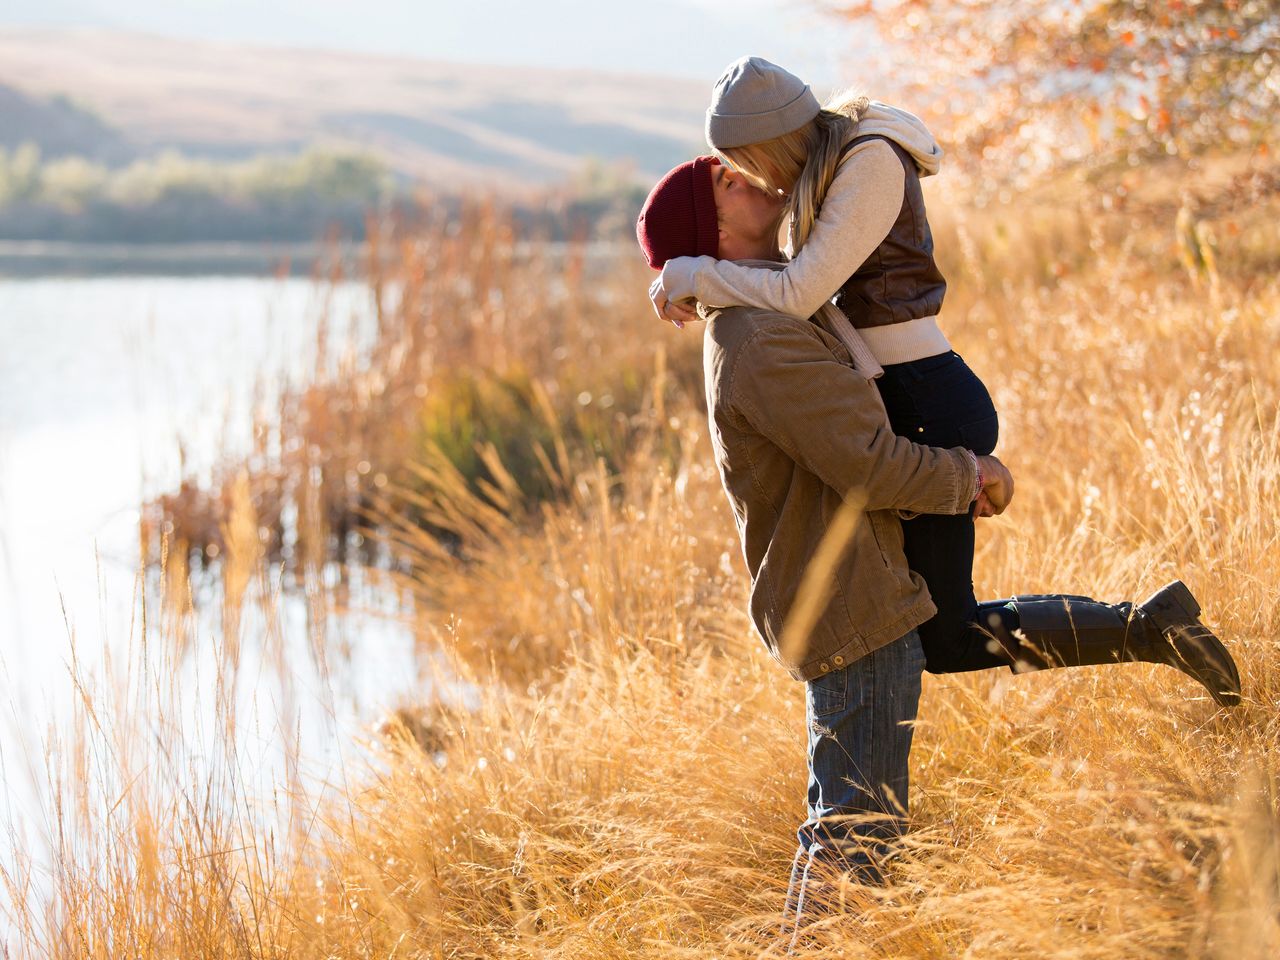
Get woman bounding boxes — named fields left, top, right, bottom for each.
left=650, top=56, right=1010, bottom=676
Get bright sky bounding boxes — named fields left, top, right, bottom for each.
left=1, top=0, right=870, bottom=87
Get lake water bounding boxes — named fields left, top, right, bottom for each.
left=0, top=275, right=432, bottom=946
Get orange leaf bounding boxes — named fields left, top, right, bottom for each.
left=1121, top=31, right=1135, bottom=46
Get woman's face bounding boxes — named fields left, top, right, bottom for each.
left=712, top=164, right=785, bottom=261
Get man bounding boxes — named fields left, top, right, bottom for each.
left=634, top=156, right=1241, bottom=937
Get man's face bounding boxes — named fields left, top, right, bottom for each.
left=712, top=164, right=785, bottom=261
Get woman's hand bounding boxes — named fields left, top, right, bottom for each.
left=974, top=454, right=1014, bottom=517
left=649, top=276, right=698, bottom=329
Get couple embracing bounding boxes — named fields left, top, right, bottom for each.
left=633, top=56, right=1242, bottom=938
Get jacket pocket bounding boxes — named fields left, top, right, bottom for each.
left=867, top=510, right=902, bottom=570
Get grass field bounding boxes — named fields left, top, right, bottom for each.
left=7, top=157, right=1280, bottom=958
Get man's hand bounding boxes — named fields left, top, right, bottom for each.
left=974, top=454, right=1014, bottom=517
left=649, top=276, right=697, bottom=329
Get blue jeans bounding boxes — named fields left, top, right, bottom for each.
left=784, top=629, right=926, bottom=933
left=876, top=350, right=1008, bottom=673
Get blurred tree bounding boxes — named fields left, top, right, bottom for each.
left=40, top=155, right=109, bottom=212
left=0, top=143, right=43, bottom=204
left=0, top=145, right=395, bottom=242
left=107, top=151, right=226, bottom=206
left=240, top=148, right=392, bottom=205
left=835, top=0, right=1278, bottom=180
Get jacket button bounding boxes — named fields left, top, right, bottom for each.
left=833, top=655, right=844, bottom=666
left=819, top=662, right=830, bottom=673
left=917, top=427, right=924, bottom=433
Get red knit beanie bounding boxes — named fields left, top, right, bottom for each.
left=635, top=156, right=719, bottom=270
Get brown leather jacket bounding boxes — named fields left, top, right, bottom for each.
left=702, top=305, right=977, bottom=681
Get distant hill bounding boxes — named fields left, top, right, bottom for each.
left=0, top=83, right=135, bottom=163
left=0, top=28, right=709, bottom=190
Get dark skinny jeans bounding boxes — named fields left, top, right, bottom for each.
left=875, top=349, right=1008, bottom=674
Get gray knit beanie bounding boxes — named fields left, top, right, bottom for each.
left=704, top=56, right=821, bottom=150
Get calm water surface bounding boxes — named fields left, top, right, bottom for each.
left=0, top=276, right=429, bottom=944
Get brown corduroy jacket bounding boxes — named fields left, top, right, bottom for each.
left=702, top=305, right=978, bottom=681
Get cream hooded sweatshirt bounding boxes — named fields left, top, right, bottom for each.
left=660, top=102, right=950, bottom=365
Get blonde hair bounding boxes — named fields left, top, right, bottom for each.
left=715, top=90, right=872, bottom=256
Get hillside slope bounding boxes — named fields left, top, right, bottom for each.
left=0, top=28, right=708, bottom=188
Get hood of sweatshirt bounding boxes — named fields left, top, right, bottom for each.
left=852, top=102, right=943, bottom=177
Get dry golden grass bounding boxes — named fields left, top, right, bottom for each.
left=8, top=178, right=1280, bottom=958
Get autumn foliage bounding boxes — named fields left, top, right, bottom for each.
left=837, top=0, right=1278, bottom=180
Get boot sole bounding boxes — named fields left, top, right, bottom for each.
left=1141, top=580, right=1242, bottom=708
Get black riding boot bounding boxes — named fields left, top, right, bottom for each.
left=973, top=580, right=1242, bottom=707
